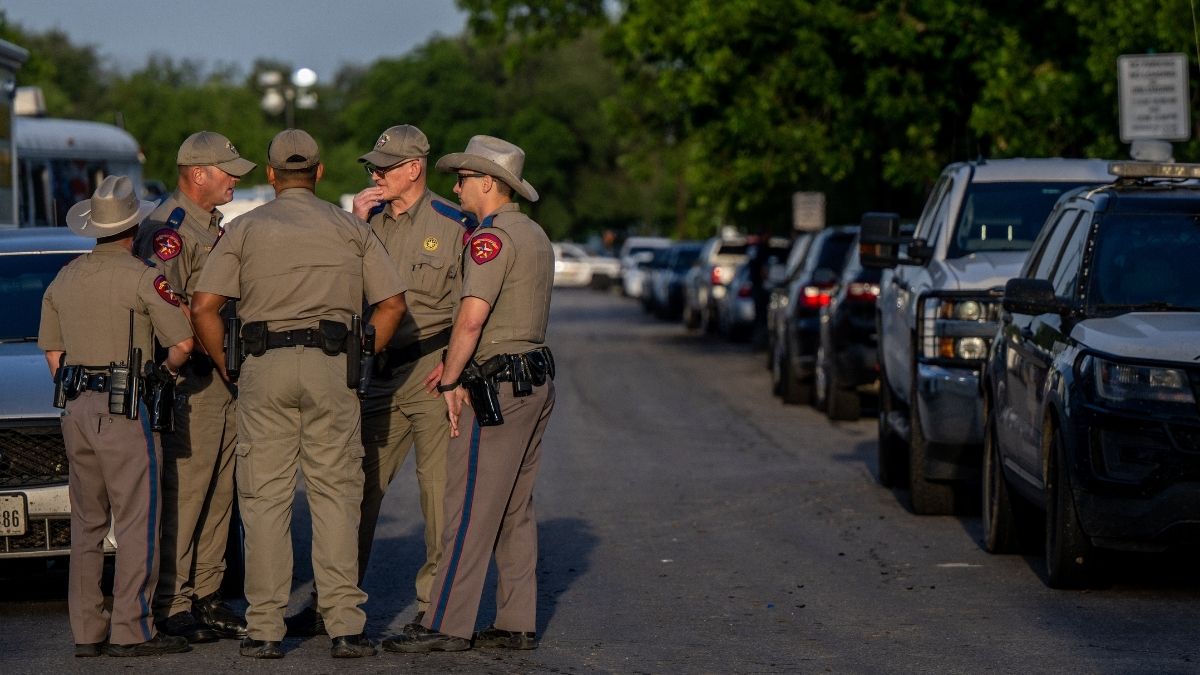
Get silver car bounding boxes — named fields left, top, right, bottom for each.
left=0, top=227, right=116, bottom=559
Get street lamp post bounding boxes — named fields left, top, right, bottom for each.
left=259, top=67, right=319, bottom=128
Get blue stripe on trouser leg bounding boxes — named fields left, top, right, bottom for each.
left=137, top=402, right=157, bottom=641
left=431, top=419, right=481, bottom=631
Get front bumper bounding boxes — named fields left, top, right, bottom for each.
left=914, top=363, right=984, bottom=480
left=1064, top=405, right=1200, bottom=550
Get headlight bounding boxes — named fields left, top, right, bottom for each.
left=1090, top=356, right=1195, bottom=404
left=919, top=296, right=1001, bottom=362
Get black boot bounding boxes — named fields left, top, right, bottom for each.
left=381, top=625, right=470, bottom=653
left=159, top=611, right=221, bottom=644
left=193, top=592, right=248, bottom=639
left=331, top=633, right=377, bottom=658
left=103, top=633, right=191, bottom=657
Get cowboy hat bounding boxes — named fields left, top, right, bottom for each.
left=65, top=175, right=156, bottom=238
left=435, top=135, right=538, bottom=202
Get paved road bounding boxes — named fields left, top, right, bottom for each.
left=3, top=288, right=1200, bottom=673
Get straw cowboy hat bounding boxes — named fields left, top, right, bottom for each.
left=435, top=135, right=539, bottom=202
left=65, top=175, right=156, bottom=238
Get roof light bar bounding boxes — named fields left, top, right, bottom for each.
left=1108, top=162, right=1200, bottom=179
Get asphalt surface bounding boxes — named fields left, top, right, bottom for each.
left=3, top=287, right=1200, bottom=673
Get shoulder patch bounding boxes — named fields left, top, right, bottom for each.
left=153, top=275, right=180, bottom=306
left=153, top=228, right=184, bottom=261
left=470, top=232, right=503, bottom=265
left=166, top=207, right=186, bottom=230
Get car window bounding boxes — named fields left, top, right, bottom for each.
left=1087, top=213, right=1200, bottom=311
left=0, top=252, right=81, bottom=340
left=1050, top=212, right=1090, bottom=299
left=815, top=232, right=856, bottom=273
left=914, top=175, right=950, bottom=241
left=783, top=235, right=813, bottom=279
left=1031, top=209, right=1080, bottom=280
left=671, top=246, right=702, bottom=271
left=948, top=182, right=1093, bottom=257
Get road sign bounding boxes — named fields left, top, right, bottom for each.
left=1118, top=53, right=1190, bottom=142
left=792, top=191, right=825, bottom=232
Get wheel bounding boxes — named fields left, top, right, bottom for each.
left=765, top=325, right=776, bottom=370
left=780, top=342, right=812, bottom=405
left=683, top=300, right=700, bottom=330
left=876, top=367, right=907, bottom=487
left=908, top=380, right=958, bottom=515
left=813, top=344, right=829, bottom=412
left=826, top=356, right=862, bottom=421
left=1045, top=424, right=1096, bottom=588
left=700, top=300, right=718, bottom=334
left=770, top=338, right=785, bottom=396
left=982, top=411, right=1020, bottom=553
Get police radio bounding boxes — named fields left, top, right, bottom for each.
left=109, top=309, right=141, bottom=419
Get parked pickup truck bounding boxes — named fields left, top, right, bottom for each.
left=860, top=158, right=1114, bottom=514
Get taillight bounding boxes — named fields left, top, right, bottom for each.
left=800, top=284, right=833, bottom=309
left=847, top=282, right=879, bottom=302
left=737, top=284, right=753, bottom=298
left=710, top=266, right=726, bottom=285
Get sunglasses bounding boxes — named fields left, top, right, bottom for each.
left=365, top=158, right=418, bottom=178
left=456, top=172, right=488, bottom=187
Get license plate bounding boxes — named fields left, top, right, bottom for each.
left=0, top=493, right=28, bottom=536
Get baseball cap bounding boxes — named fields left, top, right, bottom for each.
left=268, top=129, right=321, bottom=170
left=177, top=131, right=256, bottom=177
left=358, top=124, right=430, bottom=167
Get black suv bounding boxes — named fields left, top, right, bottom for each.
left=814, top=235, right=882, bottom=420
left=982, top=162, right=1200, bottom=588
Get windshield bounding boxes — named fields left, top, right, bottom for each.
left=1088, top=212, right=1200, bottom=312
left=0, top=252, right=80, bottom=340
left=671, top=247, right=702, bottom=270
left=948, top=182, right=1094, bottom=257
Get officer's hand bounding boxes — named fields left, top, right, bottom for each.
left=352, top=187, right=387, bottom=220
left=424, top=362, right=445, bottom=395
left=446, top=386, right=469, bottom=438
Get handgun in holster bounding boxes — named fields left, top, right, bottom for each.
left=52, top=354, right=82, bottom=409
left=109, top=310, right=142, bottom=420
left=357, top=324, right=376, bottom=400
left=224, top=299, right=243, bottom=380
left=462, top=361, right=504, bottom=426
left=142, top=363, right=176, bottom=432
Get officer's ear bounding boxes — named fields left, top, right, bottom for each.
left=316, top=163, right=325, bottom=183
left=265, top=166, right=276, bottom=187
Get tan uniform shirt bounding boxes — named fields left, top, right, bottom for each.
left=133, top=190, right=224, bottom=303
left=38, top=242, right=193, bottom=364
left=460, top=203, right=554, bottom=362
left=196, top=188, right=405, bottom=330
left=368, top=189, right=472, bottom=347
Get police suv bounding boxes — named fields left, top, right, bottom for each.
left=983, top=161, right=1200, bottom=587
left=861, top=158, right=1115, bottom=514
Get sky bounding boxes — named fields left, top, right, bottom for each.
left=1, top=0, right=468, bottom=83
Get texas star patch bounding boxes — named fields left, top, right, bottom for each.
left=153, top=228, right=183, bottom=261
left=470, top=233, right=502, bottom=265
left=153, top=275, right=180, bottom=306
left=423, top=236, right=439, bottom=252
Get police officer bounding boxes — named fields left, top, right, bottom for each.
left=287, top=125, right=474, bottom=637
left=382, top=135, right=555, bottom=654
left=134, top=131, right=255, bottom=643
left=190, top=129, right=406, bottom=659
left=38, top=175, right=195, bottom=657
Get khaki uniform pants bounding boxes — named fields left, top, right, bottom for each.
left=423, top=379, right=555, bottom=639
left=236, top=347, right=367, bottom=641
left=359, top=347, right=448, bottom=611
left=155, top=367, right=237, bottom=616
left=62, top=392, right=162, bottom=646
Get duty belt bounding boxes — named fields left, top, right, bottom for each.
left=385, top=327, right=452, bottom=367
left=265, top=328, right=333, bottom=351
left=79, top=373, right=111, bottom=393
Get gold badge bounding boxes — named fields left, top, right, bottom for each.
left=423, top=237, right=439, bottom=252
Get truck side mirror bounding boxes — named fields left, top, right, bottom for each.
left=859, top=211, right=904, bottom=268
left=1003, top=278, right=1069, bottom=315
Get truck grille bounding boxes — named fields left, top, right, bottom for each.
left=0, top=425, right=70, bottom=488
left=1, top=516, right=71, bottom=554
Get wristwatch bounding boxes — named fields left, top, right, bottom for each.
left=436, top=379, right=461, bottom=393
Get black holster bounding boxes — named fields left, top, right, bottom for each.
left=318, top=320, right=348, bottom=356
left=53, top=364, right=83, bottom=408
left=224, top=308, right=243, bottom=380
left=462, top=362, right=504, bottom=426
left=242, top=321, right=267, bottom=357
left=142, top=364, right=176, bottom=433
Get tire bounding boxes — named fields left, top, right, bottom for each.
left=876, top=368, right=907, bottom=488
left=770, top=338, right=785, bottom=396
left=982, top=411, right=1020, bottom=553
left=1045, top=424, right=1096, bottom=588
left=908, top=380, right=958, bottom=515
left=700, top=300, right=718, bottom=334
left=813, top=344, right=829, bottom=412
left=683, top=303, right=700, bottom=331
left=826, top=357, right=862, bottom=421
left=780, top=343, right=812, bottom=405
